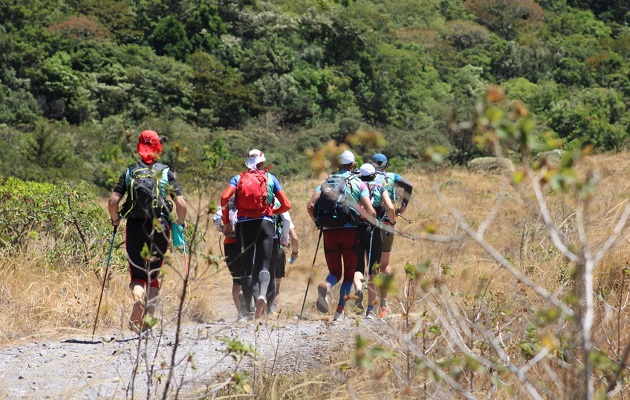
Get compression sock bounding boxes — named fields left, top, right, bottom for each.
left=339, top=281, right=352, bottom=307
left=325, top=274, right=339, bottom=289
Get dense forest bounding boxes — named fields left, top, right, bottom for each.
left=0, top=0, right=629, bottom=190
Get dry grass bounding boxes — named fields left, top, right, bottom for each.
left=2, top=152, right=630, bottom=397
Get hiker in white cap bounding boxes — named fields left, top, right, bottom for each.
left=352, top=163, right=396, bottom=319
left=220, top=149, right=291, bottom=319
left=370, top=153, right=413, bottom=318
left=307, top=149, right=376, bottom=323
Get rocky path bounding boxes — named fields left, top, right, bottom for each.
left=0, top=314, right=372, bottom=399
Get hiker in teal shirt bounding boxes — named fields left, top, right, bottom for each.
left=370, top=153, right=413, bottom=318
left=307, top=150, right=376, bottom=323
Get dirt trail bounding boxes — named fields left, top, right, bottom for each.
left=0, top=312, right=379, bottom=399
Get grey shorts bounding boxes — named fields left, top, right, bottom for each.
left=381, top=225, right=396, bottom=252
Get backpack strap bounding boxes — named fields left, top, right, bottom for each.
left=124, top=161, right=143, bottom=189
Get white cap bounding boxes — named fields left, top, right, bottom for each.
left=245, top=149, right=266, bottom=170
left=359, top=163, right=376, bottom=176
left=338, top=150, right=355, bottom=165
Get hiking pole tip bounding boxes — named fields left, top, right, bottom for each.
left=397, top=213, right=412, bottom=224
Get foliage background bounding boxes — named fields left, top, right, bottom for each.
left=0, top=0, right=629, bottom=190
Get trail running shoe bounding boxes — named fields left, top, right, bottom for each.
left=379, top=305, right=391, bottom=319
left=332, top=310, right=345, bottom=324
left=236, top=313, right=247, bottom=323
left=129, top=301, right=145, bottom=332
left=365, top=308, right=377, bottom=320
left=354, top=289, right=364, bottom=311
left=316, top=283, right=330, bottom=313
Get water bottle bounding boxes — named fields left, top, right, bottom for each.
left=171, top=221, right=186, bottom=250
left=288, top=252, right=298, bottom=265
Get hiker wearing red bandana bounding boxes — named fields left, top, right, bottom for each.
left=108, top=130, right=187, bottom=332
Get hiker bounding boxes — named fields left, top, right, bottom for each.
left=212, top=200, right=250, bottom=322
left=220, top=149, right=291, bottom=319
left=307, top=150, right=376, bottom=322
left=370, top=153, right=413, bottom=318
left=268, top=210, right=299, bottom=313
left=108, top=130, right=187, bottom=332
left=352, top=163, right=396, bottom=319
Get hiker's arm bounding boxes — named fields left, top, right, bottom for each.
left=273, top=190, right=291, bottom=214
left=280, top=213, right=292, bottom=245
left=357, top=181, right=376, bottom=219
left=289, top=227, right=299, bottom=252
left=396, top=176, right=413, bottom=214
left=306, top=190, right=320, bottom=222
left=220, top=185, right=236, bottom=227
left=360, top=195, right=377, bottom=219
left=173, top=195, right=187, bottom=226
left=382, top=190, right=396, bottom=224
left=108, top=192, right=122, bottom=226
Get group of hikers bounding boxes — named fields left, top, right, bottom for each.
left=107, top=130, right=412, bottom=331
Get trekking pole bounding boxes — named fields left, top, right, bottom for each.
left=365, top=225, right=375, bottom=306
left=300, top=228, right=323, bottom=318
left=396, top=213, right=412, bottom=224
left=183, top=241, right=189, bottom=279
left=92, top=225, right=118, bottom=339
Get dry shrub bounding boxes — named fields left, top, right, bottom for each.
left=3, top=151, right=630, bottom=397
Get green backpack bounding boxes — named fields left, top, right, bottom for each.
left=120, top=162, right=172, bottom=219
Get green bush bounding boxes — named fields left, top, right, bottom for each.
left=0, top=176, right=112, bottom=267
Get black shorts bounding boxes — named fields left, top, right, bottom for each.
left=224, top=241, right=246, bottom=285
left=272, top=242, right=287, bottom=278
left=126, top=217, right=169, bottom=289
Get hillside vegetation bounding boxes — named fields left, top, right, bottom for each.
left=1, top=90, right=630, bottom=398
left=1, top=0, right=629, bottom=189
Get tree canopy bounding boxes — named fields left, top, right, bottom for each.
left=0, top=0, right=628, bottom=189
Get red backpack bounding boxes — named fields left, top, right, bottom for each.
left=235, top=170, right=271, bottom=215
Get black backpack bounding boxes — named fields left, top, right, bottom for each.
left=120, top=162, right=173, bottom=219
left=314, top=173, right=360, bottom=228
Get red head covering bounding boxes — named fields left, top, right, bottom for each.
left=137, top=130, right=162, bottom=164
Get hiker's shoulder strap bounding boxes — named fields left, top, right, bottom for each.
left=124, top=162, right=143, bottom=187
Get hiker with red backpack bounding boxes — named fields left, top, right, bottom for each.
left=306, top=150, right=376, bottom=323
left=220, top=149, right=291, bottom=319
left=108, top=130, right=188, bottom=332
left=352, top=163, right=396, bottom=319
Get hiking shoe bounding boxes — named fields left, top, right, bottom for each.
left=379, top=305, right=391, bottom=319
left=316, top=283, right=330, bottom=313
left=354, top=289, right=364, bottom=311
left=365, top=308, right=377, bottom=320
left=129, top=301, right=145, bottom=332
left=236, top=313, right=247, bottom=323
left=332, top=310, right=345, bottom=325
